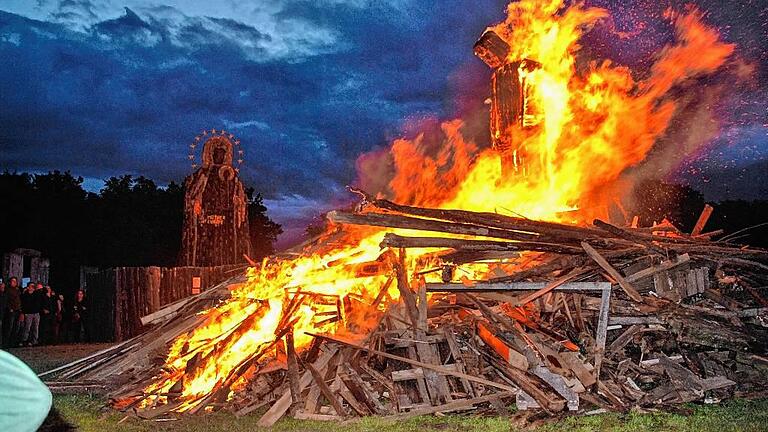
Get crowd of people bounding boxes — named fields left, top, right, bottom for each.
left=0, top=277, right=88, bottom=348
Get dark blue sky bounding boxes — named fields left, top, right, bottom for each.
left=1, top=0, right=766, bottom=244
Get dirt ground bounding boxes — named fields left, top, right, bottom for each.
left=7, top=342, right=115, bottom=374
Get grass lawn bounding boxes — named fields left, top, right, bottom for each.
left=12, top=344, right=768, bottom=431
left=53, top=394, right=768, bottom=432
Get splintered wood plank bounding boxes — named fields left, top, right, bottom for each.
left=304, top=360, right=346, bottom=417
left=560, top=352, right=596, bottom=388
left=442, top=327, right=475, bottom=398
left=257, top=346, right=338, bottom=427
left=406, top=346, right=432, bottom=405
left=417, top=279, right=428, bottom=332
left=358, top=362, right=395, bottom=397
left=293, top=411, right=342, bottom=421
left=416, top=341, right=454, bottom=405
left=285, top=330, right=301, bottom=410
left=334, top=376, right=370, bottom=416
left=581, top=242, right=643, bottom=302
left=340, top=363, right=387, bottom=415
left=608, top=325, right=644, bottom=353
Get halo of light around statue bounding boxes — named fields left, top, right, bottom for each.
left=188, top=129, right=244, bottom=173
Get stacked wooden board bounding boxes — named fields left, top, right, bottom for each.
left=44, top=192, right=768, bottom=425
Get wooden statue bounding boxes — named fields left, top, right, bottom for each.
left=180, top=131, right=251, bottom=267
left=474, top=31, right=541, bottom=168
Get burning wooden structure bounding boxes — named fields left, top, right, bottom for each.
left=44, top=195, right=768, bottom=424
left=42, top=0, right=762, bottom=426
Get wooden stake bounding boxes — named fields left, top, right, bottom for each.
left=285, top=328, right=301, bottom=412
left=394, top=248, right=420, bottom=328
left=691, top=204, right=714, bottom=236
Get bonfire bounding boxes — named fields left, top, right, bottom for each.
left=45, top=0, right=768, bottom=425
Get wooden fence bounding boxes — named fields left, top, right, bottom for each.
left=86, top=265, right=243, bottom=342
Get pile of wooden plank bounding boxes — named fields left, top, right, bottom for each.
left=44, top=192, right=768, bottom=424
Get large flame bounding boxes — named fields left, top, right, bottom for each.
left=138, top=0, right=734, bottom=411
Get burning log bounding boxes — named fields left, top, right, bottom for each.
left=328, top=210, right=544, bottom=242
left=381, top=233, right=584, bottom=255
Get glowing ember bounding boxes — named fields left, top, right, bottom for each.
left=134, top=0, right=734, bottom=412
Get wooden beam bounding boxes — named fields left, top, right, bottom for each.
left=380, top=391, right=516, bottom=421
left=328, top=210, right=543, bottom=242
left=394, top=249, right=419, bottom=328
left=380, top=233, right=583, bottom=255
left=426, top=281, right=611, bottom=293
left=285, top=329, right=301, bottom=411
left=581, top=242, right=643, bottom=302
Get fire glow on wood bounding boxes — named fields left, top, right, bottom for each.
left=50, top=0, right=766, bottom=422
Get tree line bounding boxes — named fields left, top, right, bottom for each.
left=2, top=171, right=767, bottom=299
left=0, top=171, right=282, bottom=296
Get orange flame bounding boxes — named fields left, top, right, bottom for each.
left=137, top=0, right=734, bottom=411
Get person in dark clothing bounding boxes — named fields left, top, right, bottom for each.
left=39, top=285, right=57, bottom=345
left=3, top=277, right=22, bottom=348
left=0, top=281, right=6, bottom=347
left=20, top=282, right=41, bottom=346
left=69, top=290, right=88, bottom=343
left=52, top=293, right=64, bottom=345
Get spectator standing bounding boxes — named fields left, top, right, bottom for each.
left=0, top=281, right=6, bottom=346
left=3, top=277, right=22, bottom=348
left=69, top=290, right=88, bottom=342
left=40, top=285, right=57, bottom=345
left=53, top=293, right=64, bottom=344
left=20, top=282, right=41, bottom=346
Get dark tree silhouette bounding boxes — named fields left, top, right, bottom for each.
left=0, top=171, right=281, bottom=298
left=245, top=188, right=283, bottom=259
left=631, top=180, right=706, bottom=231
left=631, top=180, right=768, bottom=246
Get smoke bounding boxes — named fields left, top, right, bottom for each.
left=622, top=57, right=757, bottom=216
left=352, top=3, right=745, bottom=226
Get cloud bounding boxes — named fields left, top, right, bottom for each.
left=1, top=0, right=765, bottom=247
left=0, top=1, right=496, bottom=203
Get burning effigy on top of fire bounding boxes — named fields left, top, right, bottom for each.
left=46, top=0, right=767, bottom=424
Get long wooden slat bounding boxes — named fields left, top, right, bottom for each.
left=377, top=391, right=516, bottom=421
left=581, top=242, right=643, bottom=302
